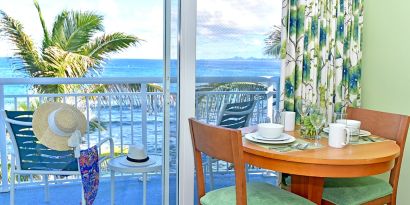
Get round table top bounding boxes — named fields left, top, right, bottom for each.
left=241, top=127, right=401, bottom=177
left=108, top=155, right=162, bottom=173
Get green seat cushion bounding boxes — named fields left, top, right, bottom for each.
left=200, top=182, right=314, bottom=205
left=323, top=177, right=393, bottom=205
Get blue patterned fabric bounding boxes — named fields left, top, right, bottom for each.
left=79, top=146, right=99, bottom=205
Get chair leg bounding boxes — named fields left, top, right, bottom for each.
left=81, top=186, right=86, bottom=205
left=44, top=175, right=49, bottom=202
left=277, top=172, right=282, bottom=186
left=245, top=164, right=249, bottom=182
left=10, top=172, right=15, bottom=205
left=111, top=170, right=115, bottom=205
left=208, top=157, right=214, bottom=190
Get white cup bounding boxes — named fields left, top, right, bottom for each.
left=281, top=111, right=295, bottom=131
left=257, top=123, right=284, bottom=139
left=336, top=119, right=361, bottom=136
left=328, top=123, right=351, bottom=148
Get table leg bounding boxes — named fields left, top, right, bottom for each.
left=143, top=173, right=147, bottom=205
left=111, top=170, right=115, bottom=205
left=290, top=175, right=324, bottom=205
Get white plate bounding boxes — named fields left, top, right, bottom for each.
left=244, top=133, right=296, bottom=144
left=323, top=127, right=371, bottom=137
left=252, top=132, right=291, bottom=141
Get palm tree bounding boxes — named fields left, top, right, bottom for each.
left=0, top=0, right=141, bottom=93
left=264, top=25, right=281, bottom=58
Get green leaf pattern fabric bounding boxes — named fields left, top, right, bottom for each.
left=279, top=0, right=363, bottom=119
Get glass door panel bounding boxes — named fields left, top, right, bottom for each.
left=195, top=0, right=282, bottom=199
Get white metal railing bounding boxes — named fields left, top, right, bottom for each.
left=0, top=76, right=280, bottom=191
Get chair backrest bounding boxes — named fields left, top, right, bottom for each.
left=189, top=118, right=247, bottom=205
left=1, top=110, right=78, bottom=171
left=346, top=107, right=410, bottom=202
left=217, top=101, right=256, bottom=129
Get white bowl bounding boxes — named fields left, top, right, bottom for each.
left=336, top=119, right=361, bottom=128
left=257, top=123, right=284, bottom=139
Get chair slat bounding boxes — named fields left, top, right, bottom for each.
left=217, top=101, right=256, bottom=129
left=20, top=161, right=78, bottom=171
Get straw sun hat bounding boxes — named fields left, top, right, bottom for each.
left=32, top=102, right=87, bottom=151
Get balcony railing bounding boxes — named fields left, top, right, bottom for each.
left=0, top=76, right=280, bottom=191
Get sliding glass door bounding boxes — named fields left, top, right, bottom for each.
left=0, top=0, right=179, bottom=204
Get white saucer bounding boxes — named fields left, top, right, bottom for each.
left=244, top=133, right=296, bottom=144
left=253, top=132, right=290, bottom=141
left=323, top=127, right=371, bottom=137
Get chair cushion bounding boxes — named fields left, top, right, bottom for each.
left=323, top=177, right=393, bottom=205
left=200, top=182, right=314, bottom=205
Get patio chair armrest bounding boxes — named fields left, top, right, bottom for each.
left=95, top=137, right=114, bottom=164
left=4, top=118, right=32, bottom=126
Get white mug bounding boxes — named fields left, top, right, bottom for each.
left=328, top=123, right=351, bottom=148
left=281, top=111, right=295, bottom=131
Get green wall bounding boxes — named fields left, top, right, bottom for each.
left=361, top=0, right=410, bottom=204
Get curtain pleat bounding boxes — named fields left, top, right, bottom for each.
left=279, top=0, right=363, bottom=122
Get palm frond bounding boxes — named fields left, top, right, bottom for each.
left=2, top=3, right=142, bottom=95
left=50, top=10, right=69, bottom=48
left=52, top=11, right=104, bottom=52
left=80, top=32, right=141, bottom=66
left=0, top=10, right=46, bottom=74
left=43, top=46, right=95, bottom=77
left=264, top=25, right=281, bottom=57
left=34, top=0, right=51, bottom=49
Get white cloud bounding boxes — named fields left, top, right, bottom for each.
left=196, top=0, right=282, bottom=59
left=197, top=0, right=281, bottom=37
left=0, top=0, right=282, bottom=59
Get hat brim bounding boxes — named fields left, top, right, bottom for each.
left=118, top=156, right=156, bottom=167
left=32, top=102, right=87, bottom=151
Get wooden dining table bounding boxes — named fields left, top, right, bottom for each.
left=240, top=127, right=400, bottom=205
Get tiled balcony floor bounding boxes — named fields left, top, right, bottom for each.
left=0, top=173, right=277, bottom=205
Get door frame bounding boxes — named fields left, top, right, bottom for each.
left=177, top=0, right=197, bottom=204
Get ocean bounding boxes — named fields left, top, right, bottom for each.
left=0, top=58, right=281, bottom=77
left=0, top=57, right=280, bottom=167
left=0, top=58, right=280, bottom=94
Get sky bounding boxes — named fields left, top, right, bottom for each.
left=0, top=0, right=281, bottom=59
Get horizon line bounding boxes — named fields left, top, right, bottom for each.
left=0, top=56, right=280, bottom=61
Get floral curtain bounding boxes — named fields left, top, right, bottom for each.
left=279, top=0, right=364, bottom=120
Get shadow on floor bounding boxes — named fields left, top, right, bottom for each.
left=0, top=173, right=276, bottom=205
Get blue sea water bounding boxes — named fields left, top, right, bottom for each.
left=0, top=57, right=280, bottom=162
left=0, top=57, right=280, bottom=94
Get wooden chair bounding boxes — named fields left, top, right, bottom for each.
left=321, top=107, right=410, bottom=205
left=189, top=118, right=314, bottom=205
left=207, top=101, right=256, bottom=190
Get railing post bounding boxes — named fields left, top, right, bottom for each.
left=0, top=84, right=9, bottom=192
left=141, top=83, right=148, bottom=149
left=274, top=76, right=281, bottom=111
left=266, top=77, right=275, bottom=121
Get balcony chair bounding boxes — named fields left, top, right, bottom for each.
left=319, top=107, right=410, bottom=205
left=1, top=110, right=114, bottom=205
left=189, top=118, right=314, bottom=205
left=207, top=101, right=256, bottom=190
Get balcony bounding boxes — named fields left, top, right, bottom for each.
left=0, top=76, right=280, bottom=204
